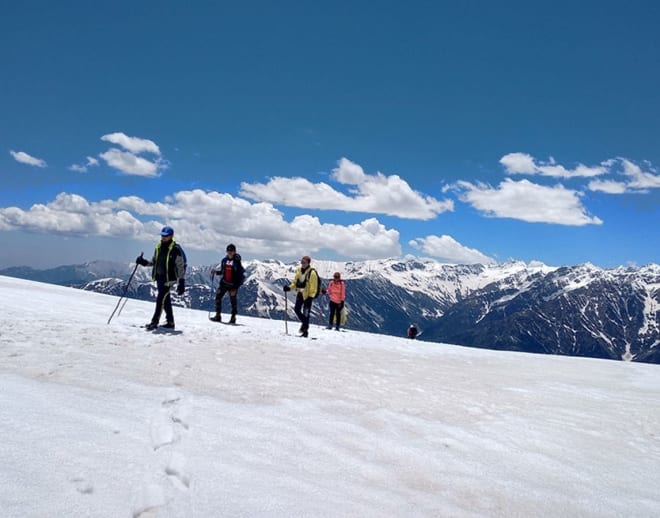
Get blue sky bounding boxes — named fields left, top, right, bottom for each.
left=1, top=1, right=659, bottom=269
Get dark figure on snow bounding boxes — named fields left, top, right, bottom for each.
left=408, top=323, right=419, bottom=339
left=283, top=255, right=319, bottom=338
left=136, top=226, right=187, bottom=330
left=209, top=243, right=245, bottom=324
left=322, top=271, right=346, bottom=331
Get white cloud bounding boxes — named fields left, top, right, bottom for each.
left=98, top=133, right=165, bottom=177
left=620, top=159, right=660, bottom=190
left=581, top=158, right=660, bottom=194
left=0, top=193, right=144, bottom=236
left=100, top=132, right=160, bottom=155
left=100, top=149, right=163, bottom=177
left=587, top=179, right=627, bottom=194
left=500, top=152, right=607, bottom=178
left=239, top=157, right=454, bottom=220
left=10, top=150, right=47, bottom=168
left=498, top=152, right=536, bottom=174
left=0, top=190, right=401, bottom=260
left=333, top=157, right=366, bottom=184
left=500, top=153, right=660, bottom=194
left=453, top=178, right=603, bottom=226
left=69, top=156, right=100, bottom=173
left=409, top=235, right=495, bottom=264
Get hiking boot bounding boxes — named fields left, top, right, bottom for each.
left=161, top=322, right=175, bottom=329
left=145, top=322, right=158, bottom=331
left=229, top=315, right=236, bottom=324
left=209, top=314, right=222, bottom=323
left=300, top=331, right=309, bottom=338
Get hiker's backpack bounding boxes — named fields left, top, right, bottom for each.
left=310, top=268, right=322, bottom=298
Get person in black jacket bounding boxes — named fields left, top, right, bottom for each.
left=136, top=226, right=187, bottom=330
left=408, top=323, right=419, bottom=339
left=209, top=243, right=245, bottom=324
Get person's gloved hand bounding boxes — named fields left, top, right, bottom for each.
left=283, top=285, right=291, bottom=292
left=136, top=256, right=149, bottom=266
left=321, top=288, right=327, bottom=295
left=177, top=279, right=185, bottom=295
left=210, top=269, right=217, bottom=278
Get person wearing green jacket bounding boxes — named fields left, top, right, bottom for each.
left=136, top=226, right=187, bottom=330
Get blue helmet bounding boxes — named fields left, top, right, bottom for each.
left=160, top=225, right=174, bottom=237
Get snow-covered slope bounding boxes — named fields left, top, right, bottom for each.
left=1, top=275, right=659, bottom=517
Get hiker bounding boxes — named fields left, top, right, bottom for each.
left=209, top=243, right=245, bottom=324
left=283, top=255, right=319, bottom=337
left=322, top=271, right=346, bottom=331
left=408, top=323, right=418, bottom=339
left=136, top=225, right=187, bottom=330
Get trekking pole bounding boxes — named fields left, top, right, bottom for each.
left=115, top=285, right=131, bottom=319
left=284, top=289, right=289, bottom=335
left=107, top=252, right=143, bottom=324
left=318, top=293, right=326, bottom=327
left=208, top=272, right=216, bottom=319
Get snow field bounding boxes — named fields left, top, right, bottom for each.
left=1, top=275, right=659, bottom=517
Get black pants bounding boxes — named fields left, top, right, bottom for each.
left=151, top=276, right=174, bottom=324
left=329, top=301, right=343, bottom=330
left=215, top=283, right=238, bottom=317
left=294, top=293, right=313, bottom=331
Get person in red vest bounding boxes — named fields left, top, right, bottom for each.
left=322, top=272, right=346, bottom=331
left=209, top=243, right=245, bottom=324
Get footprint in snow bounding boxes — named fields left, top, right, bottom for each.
left=165, top=451, right=190, bottom=490
left=150, top=410, right=176, bottom=450
left=132, top=483, right=165, bottom=518
left=70, top=475, right=94, bottom=494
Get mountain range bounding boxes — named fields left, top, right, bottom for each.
left=2, top=258, right=658, bottom=363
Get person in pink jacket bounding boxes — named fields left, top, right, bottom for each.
left=322, top=272, right=346, bottom=331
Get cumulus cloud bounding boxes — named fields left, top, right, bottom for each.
left=100, top=132, right=161, bottom=155
left=10, top=150, right=47, bottom=168
left=239, top=157, right=453, bottom=220
left=0, top=190, right=401, bottom=260
left=587, top=179, right=627, bottom=194
left=453, top=178, right=603, bottom=226
left=99, top=132, right=165, bottom=177
left=100, top=149, right=163, bottom=177
left=69, top=156, right=100, bottom=173
left=500, top=152, right=608, bottom=178
left=620, top=159, right=660, bottom=190
left=409, top=235, right=495, bottom=264
left=584, top=158, right=660, bottom=193
left=0, top=193, right=144, bottom=236
left=502, top=153, right=660, bottom=194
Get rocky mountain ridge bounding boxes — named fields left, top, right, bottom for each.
left=2, top=258, right=658, bottom=363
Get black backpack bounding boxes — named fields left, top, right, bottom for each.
left=310, top=268, right=322, bottom=298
